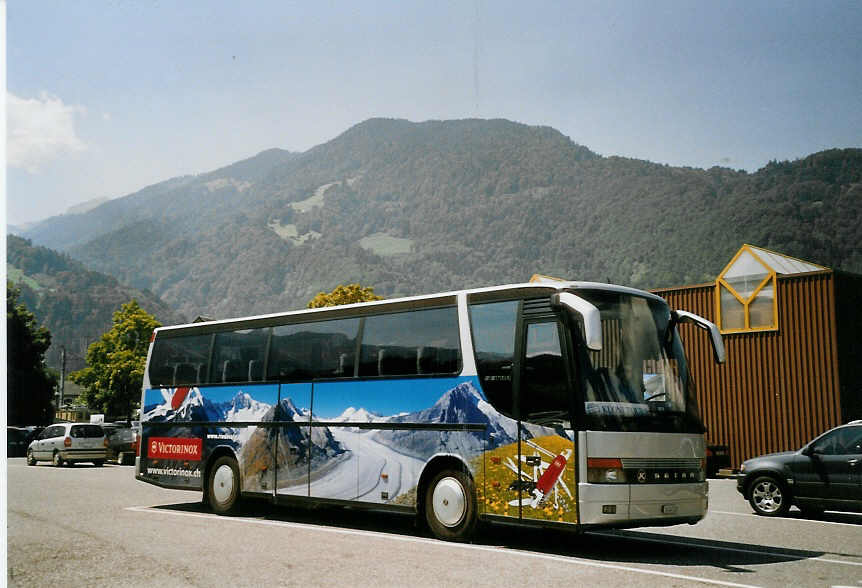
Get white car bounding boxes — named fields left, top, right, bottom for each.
left=26, top=423, right=108, bottom=467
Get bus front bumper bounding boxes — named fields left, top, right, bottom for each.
left=578, top=481, right=708, bottom=526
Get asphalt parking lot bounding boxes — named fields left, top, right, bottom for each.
left=6, top=459, right=862, bottom=587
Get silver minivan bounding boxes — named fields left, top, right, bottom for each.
left=26, top=423, right=108, bottom=467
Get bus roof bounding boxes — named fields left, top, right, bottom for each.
left=154, top=280, right=665, bottom=336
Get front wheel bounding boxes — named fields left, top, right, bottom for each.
left=424, top=469, right=477, bottom=542
left=207, top=456, right=242, bottom=515
left=93, top=460, right=104, bottom=467
left=748, top=475, right=790, bottom=516
left=26, top=450, right=36, bottom=466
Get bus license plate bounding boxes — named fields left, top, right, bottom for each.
left=662, top=504, right=678, bottom=515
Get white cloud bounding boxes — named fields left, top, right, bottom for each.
left=7, top=92, right=87, bottom=172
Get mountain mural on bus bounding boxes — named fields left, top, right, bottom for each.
left=141, top=378, right=577, bottom=523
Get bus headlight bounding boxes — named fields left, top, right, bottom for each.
left=587, top=458, right=627, bottom=484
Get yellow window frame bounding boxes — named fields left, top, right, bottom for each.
left=715, top=245, right=779, bottom=334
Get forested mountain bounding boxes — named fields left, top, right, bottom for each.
left=18, top=118, right=862, bottom=322
left=6, top=235, right=185, bottom=372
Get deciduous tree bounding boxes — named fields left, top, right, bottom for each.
left=70, top=300, right=161, bottom=420
left=307, top=283, right=383, bottom=308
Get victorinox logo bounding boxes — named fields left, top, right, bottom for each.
left=147, top=437, right=202, bottom=461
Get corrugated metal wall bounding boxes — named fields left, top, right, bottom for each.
left=652, top=271, right=842, bottom=467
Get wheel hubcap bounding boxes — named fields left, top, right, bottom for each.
left=752, top=481, right=783, bottom=513
left=212, top=464, right=235, bottom=505
left=432, top=477, right=466, bottom=528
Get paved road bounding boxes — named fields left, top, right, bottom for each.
left=6, top=458, right=861, bottom=587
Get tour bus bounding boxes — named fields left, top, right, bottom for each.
left=137, top=279, right=725, bottom=541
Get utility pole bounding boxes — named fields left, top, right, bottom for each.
left=59, top=346, right=66, bottom=409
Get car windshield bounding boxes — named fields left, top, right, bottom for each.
left=572, top=288, right=704, bottom=434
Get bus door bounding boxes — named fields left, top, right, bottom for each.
left=275, top=382, right=313, bottom=498
left=515, top=318, right=578, bottom=525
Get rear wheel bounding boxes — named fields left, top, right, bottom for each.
left=424, top=468, right=477, bottom=542
left=207, top=456, right=241, bottom=515
left=52, top=451, right=63, bottom=467
left=93, top=460, right=104, bottom=467
left=748, top=475, right=790, bottom=516
left=26, top=449, right=36, bottom=466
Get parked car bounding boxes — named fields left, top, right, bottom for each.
left=102, top=422, right=137, bottom=465
left=26, top=423, right=108, bottom=467
left=737, top=420, right=862, bottom=517
left=7, top=427, right=31, bottom=457
left=8, top=426, right=45, bottom=457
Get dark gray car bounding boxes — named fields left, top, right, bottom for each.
left=737, top=420, right=862, bottom=516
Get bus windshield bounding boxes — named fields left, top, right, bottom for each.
left=573, top=289, right=703, bottom=434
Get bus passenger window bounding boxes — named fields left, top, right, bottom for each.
left=148, top=333, right=212, bottom=387
left=358, top=307, right=461, bottom=377
left=212, top=328, right=269, bottom=384
left=469, top=300, right=518, bottom=418
left=268, top=318, right=360, bottom=381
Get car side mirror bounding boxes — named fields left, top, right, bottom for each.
left=803, top=445, right=821, bottom=457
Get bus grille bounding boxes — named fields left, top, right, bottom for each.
left=621, top=457, right=702, bottom=469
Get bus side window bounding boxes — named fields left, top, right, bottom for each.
left=469, top=300, right=518, bottom=418
left=149, top=334, right=212, bottom=387
left=175, top=363, right=197, bottom=385
left=268, top=318, right=360, bottom=381
left=358, top=307, right=461, bottom=378
left=248, top=360, right=263, bottom=381
left=212, top=328, right=269, bottom=384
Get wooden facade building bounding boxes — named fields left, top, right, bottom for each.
left=652, top=245, right=862, bottom=467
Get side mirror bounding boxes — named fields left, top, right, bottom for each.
left=803, top=445, right=821, bottom=458
left=672, top=310, right=726, bottom=364
left=551, top=292, right=602, bottom=351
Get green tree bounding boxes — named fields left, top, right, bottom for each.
left=70, top=300, right=161, bottom=420
left=307, top=283, right=383, bottom=308
left=7, top=282, right=57, bottom=425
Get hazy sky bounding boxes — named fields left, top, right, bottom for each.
left=6, top=1, right=862, bottom=226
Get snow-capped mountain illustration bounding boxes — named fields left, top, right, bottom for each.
left=143, top=387, right=222, bottom=422
left=210, top=391, right=274, bottom=443
left=220, top=391, right=272, bottom=422
left=372, top=381, right=524, bottom=460
left=143, top=388, right=272, bottom=425
left=333, top=406, right=388, bottom=423
left=240, top=396, right=346, bottom=492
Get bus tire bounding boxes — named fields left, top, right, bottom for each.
left=424, top=468, right=477, bottom=542
left=207, top=455, right=242, bottom=515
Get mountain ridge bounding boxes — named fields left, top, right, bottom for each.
left=15, top=118, right=862, bottom=322
left=6, top=234, right=185, bottom=373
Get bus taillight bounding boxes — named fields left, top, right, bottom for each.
left=587, top=457, right=626, bottom=484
